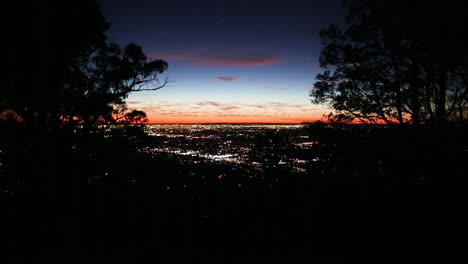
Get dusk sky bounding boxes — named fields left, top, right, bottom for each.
left=99, top=0, right=346, bottom=123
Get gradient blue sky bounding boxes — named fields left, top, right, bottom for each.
left=99, top=0, right=346, bottom=123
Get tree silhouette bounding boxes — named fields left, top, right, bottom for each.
left=1, top=0, right=109, bottom=128
left=120, top=110, right=149, bottom=125
left=311, top=0, right=468, bottom=127
left=1, top=1, right=167, bottom=130
left=61, top=42, right=167, bottom=128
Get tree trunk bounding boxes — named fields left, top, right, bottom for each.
left=410, top=57, right=421, bottom=127
left=392, top=62, right=404, bottom=125
left=436, top=66, right=447, bottom=128
left=370, top=82, right=391, bottom=124
left=460, top=106, right=464, bottom=125
left=424, top=83, right=435, bottom=127
left=395, top=86, right=404, bottom=125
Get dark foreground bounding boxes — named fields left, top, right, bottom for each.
left=1, top=125, right=467, bottom=263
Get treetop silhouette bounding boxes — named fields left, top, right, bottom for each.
left=1, top=0, right=168, bottom=129
left=311, top=0, right=468, bottom=127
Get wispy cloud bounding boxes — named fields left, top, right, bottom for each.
left=220, top=106, right=240, bottom=111
left=141, top=100, right=325, bottom=123
left=197, top=101, right=223, bottom=107
left=152, top=49, right=282, bottom=67
left=215, top=76, right=237, bottom=81
left=127, top=101, right=143, bottom=105
left=196, top=55, right=281, bottom=67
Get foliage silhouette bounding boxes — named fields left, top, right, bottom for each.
left=0, top=0, right=466, bottom=263
left=119, top=110, right=149, bottom=124
left=62, top=42, right=167, bottom=128
left=1, top=0, right=109, bottom=127
left=1, top=1, right=167, bottom=130
left=311, top=0, right=468, bottom=127
left=0, top=2, right=168, bottom=262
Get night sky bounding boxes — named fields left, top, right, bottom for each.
left=99, top=0, right=346, bottom=123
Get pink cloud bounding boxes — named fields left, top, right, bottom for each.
left=197, top=101, right=223, bottom=107
left=215, top=76, right=237, bottom=81
left=250, top=105, right=266, bottom=109
left=196, top=55, right=281, bottom=67
left=220, top=106, right=239, bottom=111
left=150, top=49, right=282, bottom=67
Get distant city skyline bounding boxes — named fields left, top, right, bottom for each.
left=99, top=0, right=346, bottom=123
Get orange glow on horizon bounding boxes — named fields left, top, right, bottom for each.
left=128, top=100, right=327, bottom=124
left=146, top=113, right=322, bottom=124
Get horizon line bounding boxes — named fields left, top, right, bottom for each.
left=146, top=122, right=314, bottom=125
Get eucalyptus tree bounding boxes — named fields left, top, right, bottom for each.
left=311, top=0, right=468, bottom=127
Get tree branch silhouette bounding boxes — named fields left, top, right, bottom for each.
left=311, top=0, right=468, bottom=127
